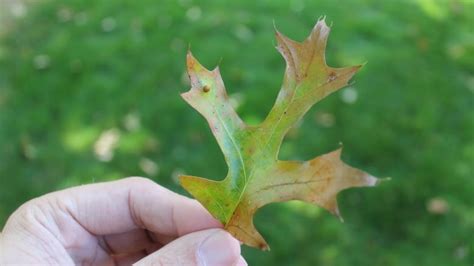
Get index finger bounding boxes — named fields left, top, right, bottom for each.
left=43, top=177, right=221, bottom=236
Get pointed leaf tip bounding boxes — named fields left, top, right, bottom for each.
left=186, top=51, right=201, bottom=71
left=272, top=19, right=278, bottom=33
left=332, top=205, right=344, bottom=222
left=375, top=177, right=392, bottom=185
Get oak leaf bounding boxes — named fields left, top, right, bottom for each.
left=180, top=19, right=383, bottom=250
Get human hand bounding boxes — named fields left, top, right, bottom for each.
left=0, top=177, right=247, bottom=265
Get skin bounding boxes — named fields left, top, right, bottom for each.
left=0, top=177, right=247, bottom=265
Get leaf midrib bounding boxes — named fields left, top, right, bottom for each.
left=214, top=107, right=249, bottom=222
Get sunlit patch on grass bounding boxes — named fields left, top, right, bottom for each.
left=122, top=112, right=141, bottom=132
left=33, top=54, right=51, bottom=70
left=186, top=6, right=202, bottom=22
left=94, top=128, right=121, bottom=162
left=139, top=157, right=160, bottom=176
left=426, top=197, right=449, bottom=215
left=282, top=200, right=322, bottom=218
left=118, top=131, right=159, bottom=153
left=20, top=135, right=37, bottom=160
left=466, top=76, right=474, bottom=93
left=101, top=17, right=117, bottom=32
left=289, top=0, right=305, bottom=14
left=314, top=111, right=335, bottom=128
left=234, top=24, right=253, bottom=43
left=321, top=245, right=339, bottom=265
left=62, top=127, right=100, bottom=152
left=6, top=0, right=27, bottom=18
left=415, top=0, right=448, bottom=20
left=447, top=43, right=466, bottom=60
left=56, top=7, right=73, bottom=23
left=340, top=87, right=358, bottom=104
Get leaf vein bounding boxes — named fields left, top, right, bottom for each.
left=258, top=178, right=330, bottom=193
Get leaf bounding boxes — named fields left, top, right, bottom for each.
left=180, top=19, right=384, bottom=250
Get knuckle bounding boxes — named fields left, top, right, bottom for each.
left=125, top=176, right=155, bottom=187
left=5, top=198, right=46, bottom=232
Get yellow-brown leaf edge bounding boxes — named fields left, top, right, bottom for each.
left=179, top=18, right=387, bottom=250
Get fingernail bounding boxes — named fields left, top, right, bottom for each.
left=197, top=230, right=240, bottom=266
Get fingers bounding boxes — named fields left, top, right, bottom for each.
left=101, top=229, right=156, bottom=254
left=134, top=229, right=247, bottom=266
left=113, top=250, right=147, bottom=266
left=45, top=177, right=221, bottom=236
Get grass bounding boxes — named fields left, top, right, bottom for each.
left=1, top=0, right=473, bottom=265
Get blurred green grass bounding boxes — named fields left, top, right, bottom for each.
left=0, top=0, right=473, bottom=265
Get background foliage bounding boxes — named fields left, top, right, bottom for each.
left=1, top=0, right=473, bottom=265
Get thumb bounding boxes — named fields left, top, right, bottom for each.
left=134, top=228, right=247, bottom=266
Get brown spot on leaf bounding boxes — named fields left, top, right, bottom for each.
left=202, top=85, right=210, bottom=93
